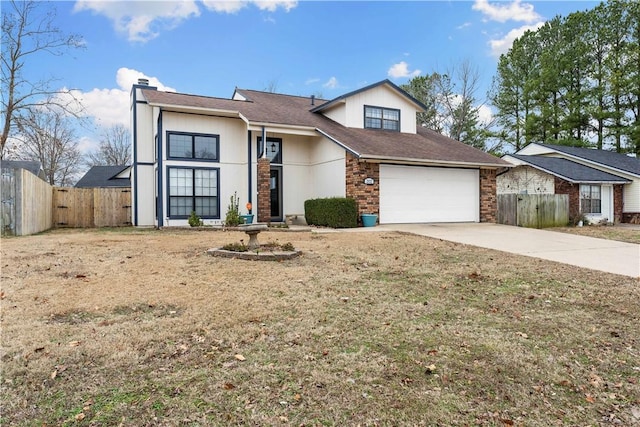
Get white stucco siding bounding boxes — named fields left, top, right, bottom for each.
left=134, top=165, right=156, bottom=226
left=309, top=138, right=346, bottom=199
left=161, top=112, right=247, bottom=164
left=623, top=181, right=640, bottom=212
left=322, top=103, right=346, bottom=126
left=343, top=85, right=418, bottom=133
left=134, top=103, right=155, bottom=163
left=497, top=166, right=555, bottom=195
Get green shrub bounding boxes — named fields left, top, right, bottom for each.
left=304, top=197, right=357, bottom=228
left=188, top=211, right=202, bottom=227
left=224, top=192, right=242, bottom=227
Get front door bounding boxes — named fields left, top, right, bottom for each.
left=270, top=167, right=282, bottom=222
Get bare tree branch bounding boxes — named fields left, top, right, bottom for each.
left=1, top=0, right=84, bottom=159
left=86, top=124, right=132, bottom=166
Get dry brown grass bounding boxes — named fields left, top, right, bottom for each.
left=1, top=228, right=639, bottom=426
left=551, top=225, right=640, bottom=244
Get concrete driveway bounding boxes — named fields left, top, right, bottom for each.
left=377, top=223, right=640, bottom=279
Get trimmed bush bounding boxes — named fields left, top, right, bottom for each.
left=304, top=197, right=357, bottom=228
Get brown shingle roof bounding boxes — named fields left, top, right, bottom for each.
left=141, top=88, right=509, bottom=168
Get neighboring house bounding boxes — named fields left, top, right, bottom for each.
left=75, top=165, right=131, bottom=188
left=130, top=79, right=509, bottom=227
left=499, top=143, right=640, bottom=224
left=0, top=160, right=46, bottom=181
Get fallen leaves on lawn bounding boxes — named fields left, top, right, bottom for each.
left=234, top=354, right=246, bottom=361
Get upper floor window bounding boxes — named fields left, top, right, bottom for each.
left=364, top=106, right=400, bottom=131
left=257, top=137, right=282, bottom=164
left=580, top=184, right=601, bottom=214
left=168, top=132, right=219, bottom=161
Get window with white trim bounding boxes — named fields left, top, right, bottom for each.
left=364, top=106, right=400, bottom=131
left=168, top=167, right=219, bottom=218
left=580, top=184, right=601, bottom=214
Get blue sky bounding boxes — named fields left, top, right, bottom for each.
left=19, top=0, right=599, bottom=152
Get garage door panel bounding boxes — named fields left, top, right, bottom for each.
left=380, top=165, right=479, bottom=224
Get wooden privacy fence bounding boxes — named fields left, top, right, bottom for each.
left=498, top=194, right=569, bottom=228
left=53, top=187, right=131, bottom=228
left=1, top=168, right=53, bottom=236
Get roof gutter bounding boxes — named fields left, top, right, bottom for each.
left=358, top=154, right=512, bottom=169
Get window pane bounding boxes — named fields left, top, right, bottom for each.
left=591, top=185, right=600, bottom=199
left=383, top=119, right=399, bottom=130
left=170, top=196, right=192, bottom=216
left=195, top=169, right=217, bottom=196
left=365, top=118, right=382, bottom=128
left=383, top=109, right=399, bottom=120
left=195, top=136, right=217, bottom=160
left=169, top=134, right=192, bottom=158
left=196, top=197, right=217, bottom=217
left=365, top=107, right=382, bottom=119
left=169, top=168, right=192, bottom=196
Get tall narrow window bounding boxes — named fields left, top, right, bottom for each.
left=580, top=184, right=601, bottom=214
left=168, top=167, right=219, bottom=218
left=364, top=106, right=400, bottom=131
left=168, top=132, right=219, bottom=161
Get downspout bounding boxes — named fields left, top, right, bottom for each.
left=247, top=130, right=252, bottom=211
left=156, top=109, right=164, bottom=227
left=261, top=126, right=267, bottom=158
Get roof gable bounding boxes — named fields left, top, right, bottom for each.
left=521, top=143, right=640, bottom=177
left=506, top=154, right=631, bottom=183
left=75, top=165, right=131, bottom=188
left=310, top=79, right=429, bottom=114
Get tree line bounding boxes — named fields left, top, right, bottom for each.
left=490, top=0, right=640, bottom=154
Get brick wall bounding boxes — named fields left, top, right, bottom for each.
left=257, top=157, right=271, bottom=223
left=554, top=177, right=580, bottom=220
left=479, top=169, right=497, bottom=223
left=345, top=153, right=379, bottom=221
left=613, top=184, right=623, bottom=223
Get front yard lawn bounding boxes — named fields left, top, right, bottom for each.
left=551, top=225, right=640, bottom=244
left=1, top=228, right=638, bottom=426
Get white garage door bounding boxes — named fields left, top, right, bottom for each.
left=379, top=165, right=479, bottom=223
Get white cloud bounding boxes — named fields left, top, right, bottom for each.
left=472, top=0, right=541, bottom=23
left=323, top=77, right=339, bottom=89
left=489, top=22, right=544, bottom=57
left=477, top=104, right=493, bottom=126
left=55, top=68, right=175, bottom=131
left=74, top=1, right=297, bottom=43
left=387, top=61, right=421, bottom=79
left=457, top=22, right=472, bottom=30
left=201, top=0, right=297, bottom=13
left=73, top=1, right=200, bottom=43
left=305, top=78, right=320, bottom=85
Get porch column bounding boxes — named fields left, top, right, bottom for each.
left=257, top=157, right=271, bottom=223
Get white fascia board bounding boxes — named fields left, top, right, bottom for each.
left=502, top=155, right=527, bottom=165
left=360, top=154, right=511, bottom=169
left=247, top=122, right=317, bottom=136
left=148, top=102, right=244, bottom=120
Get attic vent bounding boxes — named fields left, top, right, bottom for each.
left=310, top=95, right=315, bottom=106
left=138, top=78, right=149, bottom=86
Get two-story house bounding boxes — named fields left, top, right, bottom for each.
left=130, top=79, right=509, bottom=227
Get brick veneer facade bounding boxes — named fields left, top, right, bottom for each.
left=554, top=177, right=580, bottom=221
left=613, top=184, right=623, bottom=223
left=479, top=169, right=497, bottom=223
left=345, top=153, right=379, bottom=224
left=555, top=178, right=625, bottom=223
left=257, top=157, right=271, bottom=223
